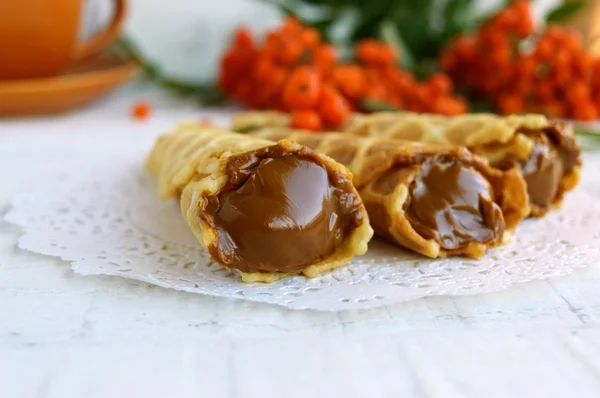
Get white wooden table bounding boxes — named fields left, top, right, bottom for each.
left=2, top=82, right=600, bottom=398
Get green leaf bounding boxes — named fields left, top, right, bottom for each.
left=309, top=17, right=335, bottom=42
left=115, top=37, right=160, bottom=78
left=546, top=1, right=587, bottom=23
left=574, top=126, right=600, bottom=150
left=412, top=59, right=440, bottom=81
left=273, top=2, right=301, bottom=18
left=114, top=36, right=228, bottom=105
left=361, top=98, right=400, bottom=112
left=467, top=100, right=495, bottom=113
left=443, top=0, right=479, bottom=39
left=194, top=84, right=229, bottom=106
left=378, top=19, right=415, bottom=71
left=574, top=126, right=600, bottom=137
left=391, top=2, right=438, bottom=61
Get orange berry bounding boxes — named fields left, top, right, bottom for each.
left=573, top=102, right=598, bottom=121
left=233, top=80, right=253, bottom=102
left=221, top=49, right=247, bottom=74
left=513, top=1, right=532, bottom=18
left=562, top=30, right=583, bottom=54
left=535, top=81, right=556, bottom=103
left=272, top=100, right=287, bottom=112
left=253, top=55, right=274, bottom=81
left=512, top=1, right=534, bottom=36
left=318, top=86, right=351, bottom=127
left=406, top=101, right=423, bottom=113
left=281, top=18, right=303, bottom=36
left=363, top=84, right=387, bottom=102
left=498, top=93, right=524, bottom=114
left=312, top=44, right=337, bottom=76
left=270, top=67, right=288, bottom=89
left=544, top=102, right=566, bottom=119
left=594, top=95, right=600, bottom=113
left=593, top=61, right=600, bottom=86
left=573, top=53, right=594, bottom=80
left=545, top=26, right=564, bottom=44
left=567, top=81, right=591, bottom=104
left=488, top=44, right=512, bottom=67
left=515, top=76, right=534, bottom=96
left=264, top=32, right=280, bottom=56
left=283, top=66, right=321, bottom=109
left=131, top=101, right=151, bottom=120
left=492, top=11, right=515, bottom=31
left=356, top=39, right=396, bottom=66
left=550, top=70, right=571, bottom=89
left=289, top=109, right=323, bottom=131
left=516, top=17, right=535, bottom=38
left=480, top=30, right=508, bottom=49
left=254, top=83, right=277, bottom=109
left=412, top=85, right=430, bottom=104
left=233, top=27, right=253, bottom=51
left=390, top=70, right=416, bottom=93
left=257, top=67, right=288, bottom=108
left=444, top=98, right=467, bottom=115
left=277, top=40, right=304, bottom=65
left=241, top=83, right=264, bottom=109
left=440, top=51, right=457, bottom=72
left=478, top=77, right=502, bottom=97
left=427, top=73, right=453, bottom=94
left=535, top=37, right=553, bottom=60
left=553, top=48, right=570, bottom=70
left=433, top=97, right=466, bottom=116
left=516, top=55, right=537, bottom=78
left=299, top=28, right=320, bottom=48
left=333, top=65, right=366, bottom=99
left=454, top=36, right=476, bottom=59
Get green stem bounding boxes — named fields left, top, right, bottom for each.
left=114, top=37, right=227, bottom=104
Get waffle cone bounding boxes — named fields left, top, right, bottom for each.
left=249, top=127, right=529, bottom=259
left=146, top=124, right=373, bottom=283
left=343, top=112, right=582, bottom=217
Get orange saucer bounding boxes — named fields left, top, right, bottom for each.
left=0, top=50, right=139, bottom=117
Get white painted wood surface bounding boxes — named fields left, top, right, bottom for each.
left=2, top=82, right=600, bottom=398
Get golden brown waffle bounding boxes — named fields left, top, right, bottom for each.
left=341, top=112, right=582, bottom=217
left=250, top=127, right=530, bottom=259
left=146, top=123, right=373, bottom=283
left=233, top=111, right=582, bottom=217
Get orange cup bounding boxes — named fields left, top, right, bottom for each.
left=0, top=0, right=127, bottom=80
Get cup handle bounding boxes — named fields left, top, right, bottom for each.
left=72, top=0, right=127, bottom=60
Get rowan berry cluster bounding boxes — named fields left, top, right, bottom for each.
left=219, top=18, right=466, bottom=131
left=442, top=0, right=599, bottom=120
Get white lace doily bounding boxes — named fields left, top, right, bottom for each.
left=5, top=157, right=600, bottom=311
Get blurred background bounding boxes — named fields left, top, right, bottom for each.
left=4, top=0, right=600, bottom=125
left=88, top=0, right=561, bottom=83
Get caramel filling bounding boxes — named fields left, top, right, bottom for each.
left=405, top=158, right=504, bottom=250
left=518, top=129, right=580, bottom=209
left=201, top=146, right=363, bottom=274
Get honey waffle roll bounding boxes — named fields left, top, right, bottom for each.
left=342, top=112, right=582, bottom=217
left=146, top=124, right=373, bottom=283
